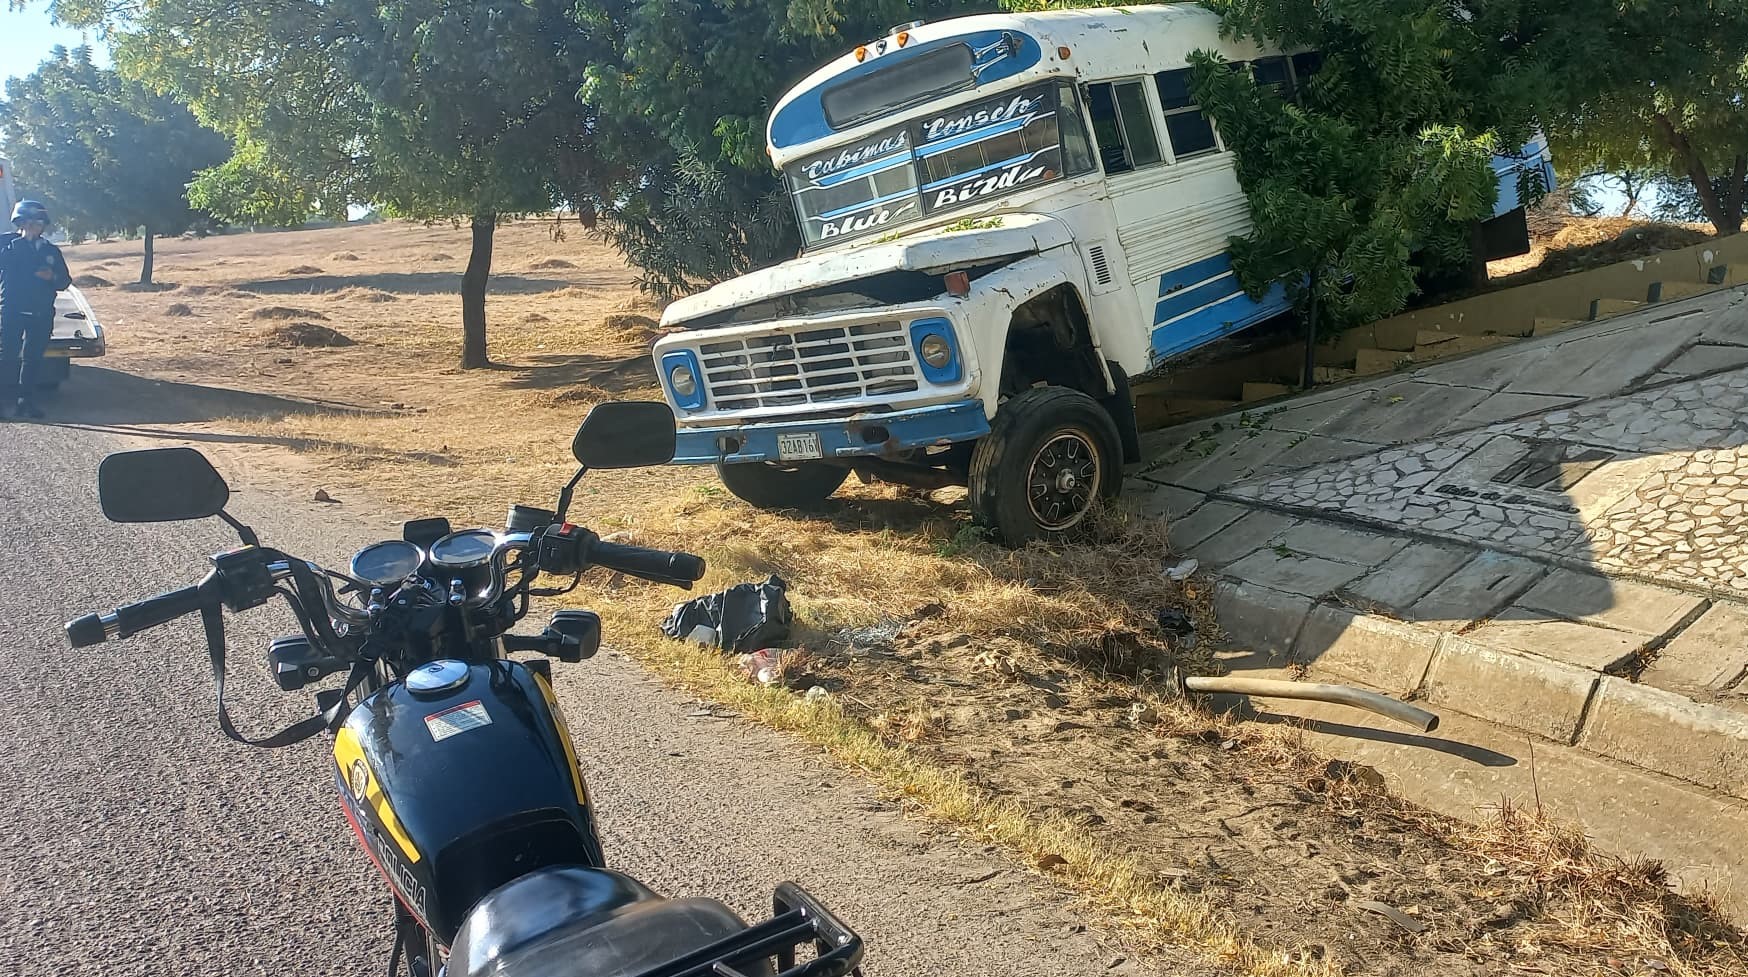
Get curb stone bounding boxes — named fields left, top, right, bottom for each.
left=1579, top=677, right=1748, bottom=799
left=1420, top=634, right=1599, bottom=745
left=1294, top=605, right=1442, bottom=698
left=1214, top=573, right=1748, bottom=800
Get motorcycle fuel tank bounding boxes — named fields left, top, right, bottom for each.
left=334, top=659, right=603, bottom=945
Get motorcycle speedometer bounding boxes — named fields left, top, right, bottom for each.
left=429, top=529, right=499, bottom=570
left=350, top=540, right=425, bottom=587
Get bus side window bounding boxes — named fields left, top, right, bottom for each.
left=1291, top=51, right=1324, bottom=82
left=1251, top=57, right=1294, bottom=100
left=1056, top=84, right=1098, bottom=177
left=1085, top=80, right=1162, bottom=175
left=1154, top=69, right=1219, bottom=160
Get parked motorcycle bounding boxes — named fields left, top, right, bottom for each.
left=64, top=401, right=864, bottom=977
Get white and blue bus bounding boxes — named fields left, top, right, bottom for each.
left=652, top=5, right=1553, bottom=542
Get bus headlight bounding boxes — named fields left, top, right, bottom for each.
left=919, top=334, right=952, bottom=369
left=660, top=350, right=707, bottom=411
left=669, top=362, right=697, bottom=398
left=908, top=318, right=962, bottom=384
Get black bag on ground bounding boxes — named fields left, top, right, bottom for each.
left=660, top=575, right=792, bottom=653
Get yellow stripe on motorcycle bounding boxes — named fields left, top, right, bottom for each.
left=333, top=726, right=422, bottom=863
left=532, top=672, right=589, bottom=808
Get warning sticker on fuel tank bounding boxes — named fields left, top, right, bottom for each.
left=424, top=700, right=492, bottom=741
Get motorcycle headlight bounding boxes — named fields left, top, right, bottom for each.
left=669, top=362, right=697, bottom=398
left=919, top=334, right=953, bottom=369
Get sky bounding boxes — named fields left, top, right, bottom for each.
left=1, top=5, right=109, bottom=86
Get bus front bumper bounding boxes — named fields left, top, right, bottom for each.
left=674, top=400, right=990, bottom=466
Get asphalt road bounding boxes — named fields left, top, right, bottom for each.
left=0, top=415, right=1210, bottom=977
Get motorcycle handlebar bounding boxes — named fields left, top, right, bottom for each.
left=67, top=580, right=210, bottom=648
left=589, top=540, right=706, bottom=588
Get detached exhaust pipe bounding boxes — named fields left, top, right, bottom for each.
left=1174, top=673, right=1441, bottom=733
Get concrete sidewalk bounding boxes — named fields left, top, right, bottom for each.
left=1132, top=283, right=1748, bottom=912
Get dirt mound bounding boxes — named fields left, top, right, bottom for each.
left=71, top=274, right=112, bottom=288
left=164, top=303, right=195, bottom=317
left=328, top=287, right=398, bottom=304
left=526, top=384, right=613, bottom=409
left=529, top=258, right=577, bottom=270
left=1493, top=218, right=1716, bottom=289
left=283, top=264, right=324, bottom=275
left=250, top=305, right=330, bottom=322
left=327, top=251, right=362, bottom=261
left=524, top=313, right=551, bottom=324
left=261, top=322, right=355, bottom=348
left=427, top=252, right=455, bottom=262
left=227, top=289, right=263, bottom=300
left=604, top=312, right=661, bottom=344
left=119, top=281, right=177, bottom=293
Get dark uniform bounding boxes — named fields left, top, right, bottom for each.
left=0, top=211, right=73, bottom=415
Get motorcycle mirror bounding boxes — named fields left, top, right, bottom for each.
left=98, top=447, right=233, bottom=523
left=571, top=401, right=678, bottom=469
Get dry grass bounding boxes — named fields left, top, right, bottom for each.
left=1488, top=216, right=1714, bottom=285
left=1440, top=804, right=1746, bottom=976
left=259, top=322, right=355, bottom=348
left=164, top=303, right=195, bottom=317
left=283, top=264, right=324, bottom=274
left=328, top=250, right=362, bottom=261
left=328, top=286, right=398, bottom=304
left=71, top=274, right=111, bottom=287
left=68, top=218, right=1747, bottom=977
left=612, top=633, right=1335, bottom=977
left=249, top=305, right=329, bottom=321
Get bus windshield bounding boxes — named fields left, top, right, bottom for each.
left=786, top=82, right=1094, bottom=248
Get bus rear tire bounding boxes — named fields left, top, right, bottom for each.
left=969, top=386, right=1123, bottom=546
left=717, top=460, right=849, bottom=512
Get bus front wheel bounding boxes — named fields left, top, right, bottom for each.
left=969, top=386, right=1123, bottom=545
left=717, top=460, right=849, bottom=512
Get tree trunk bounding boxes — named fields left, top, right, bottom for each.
left=140, top=229, right=154, bottom=285
left=1654, top=113, right=1736, bottom=235
left=1465, top=220, right=1490, bottom=289
left=460, top=213, right=495, bottom=369
left=1722, top=155, right=1748, bottom=236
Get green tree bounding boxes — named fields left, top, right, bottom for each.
left=1, top=45, right=228, bottom=283
left=1542, top=1, right=1748, bottom=236
left=46, top=0, right=612, bottom=367
left=334, top=0, right=605, bottom=368
left=1007, top=1, right=1548, bottom=333
left=575, top=0, right=991, bottom=297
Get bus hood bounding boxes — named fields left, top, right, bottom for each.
left=661, top=213, right=1072, bottom=328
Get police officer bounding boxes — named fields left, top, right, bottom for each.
left=0, top=200, right=73, bottom=419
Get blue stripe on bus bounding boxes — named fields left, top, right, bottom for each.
left=1149, top=282, right=1292, bottom=362
left=1156, top=252, right=1233, bottom=297
left=768, top=30, right=1044, bottom=150
left=1153, top=273, right=1242, bottom=326
left=816, top=187, right=917, bottom=221
left=814, top=153, right=913, bottom=188
left=916, top=114, right=1039, bottom=158
left=919, top=147, right=1051, bottom=193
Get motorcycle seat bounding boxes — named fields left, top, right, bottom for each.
left=449, top=866, right=772, bottom=977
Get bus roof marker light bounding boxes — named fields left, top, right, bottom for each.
left=945, top=271, right=971, bottom=298
left=897, top=31, right=910, bottom=47
left=1058, top=46, right=1072, bottom=60
left=855, top=45, right=867, bottom=63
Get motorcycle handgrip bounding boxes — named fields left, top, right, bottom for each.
left=589, top=541, right=706, bottom=587
left=66, top=583, right=207, bottom=648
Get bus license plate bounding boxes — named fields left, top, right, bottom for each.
left=777, top=432, right=823, bottom=462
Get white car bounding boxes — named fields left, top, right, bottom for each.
left=41, top=284, right=106, bottom=389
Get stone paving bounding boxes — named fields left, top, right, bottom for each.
left=1224, top=367, right=1748, bottom=594
left=1130, top=284, right=1748, bottom=796
left=1129, top=284, right=1748, bottom=917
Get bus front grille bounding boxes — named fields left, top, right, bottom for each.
left=699, top=321, right=920, bottom=412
